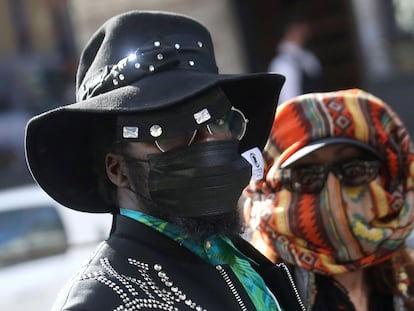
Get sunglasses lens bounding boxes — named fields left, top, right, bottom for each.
left=340, top=160, right=380, bottom=186
left=285, top=165, right=327, bottom=193
left=155, top=131, right=196, bottom=152
left=209, top=107, right=247, bottom=141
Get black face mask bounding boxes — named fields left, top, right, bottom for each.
left=128, top=140, right=251, bottom=218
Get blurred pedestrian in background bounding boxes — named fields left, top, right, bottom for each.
left=243, top=89, right=414, bottom=310
left=268, top=15, right=322, bottom=104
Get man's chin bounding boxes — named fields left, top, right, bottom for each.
left=129, top=187, right=243, bottom=240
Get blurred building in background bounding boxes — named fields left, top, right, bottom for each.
left=1, top=0, right=414, bottom=190
left=0, top=0, right=77, bottom=188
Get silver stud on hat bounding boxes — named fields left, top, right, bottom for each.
left=123, top=126, right=139, bottom=138
left=128, top=53, right=137, bottom=61
left=188, top=60, right=195, bottom=67
left=150, top=124, right=163, bottom=137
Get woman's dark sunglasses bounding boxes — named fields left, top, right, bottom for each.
left=279, top=159, right=382, bottom=194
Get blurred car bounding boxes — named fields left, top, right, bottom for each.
left=0, top=184, right=112, bottom=311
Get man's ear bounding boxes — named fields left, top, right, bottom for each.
left=105, top=153, right=130, bottom=187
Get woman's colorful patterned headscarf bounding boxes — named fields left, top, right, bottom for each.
left=243, top=89, right=414, bottom=275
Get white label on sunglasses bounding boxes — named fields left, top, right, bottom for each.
left=242, top=147, right=264, bottom=180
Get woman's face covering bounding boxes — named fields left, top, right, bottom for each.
left=245, top=144, right=414, bottom=275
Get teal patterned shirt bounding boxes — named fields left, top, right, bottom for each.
left=120, top=209, right=282, bottom=311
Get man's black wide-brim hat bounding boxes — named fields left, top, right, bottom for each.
left=25, top=10, right=284, bottom=213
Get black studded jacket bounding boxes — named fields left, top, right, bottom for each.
left=51, top=215, right=305, bottom=311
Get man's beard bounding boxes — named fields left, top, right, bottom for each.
left=162, top=210, right=244, bottom=240
left=123, top=157, right=244, bottom=241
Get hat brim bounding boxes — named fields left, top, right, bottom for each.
left=280, top=137, right=383, bottom=168
left=25, top=72, right=284, bottom=213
